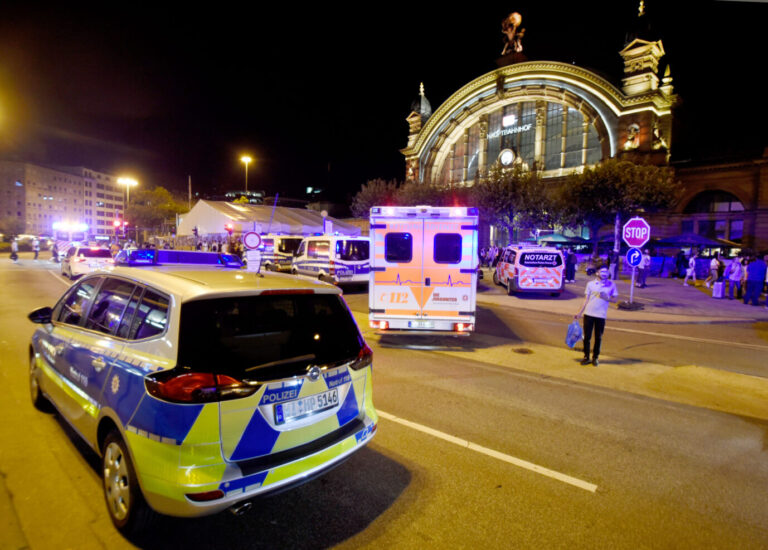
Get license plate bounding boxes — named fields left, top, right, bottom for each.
left=408, top=320, right=434, bottom=329
left=274, top=389, right=339, bottom=425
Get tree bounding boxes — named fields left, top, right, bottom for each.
left=127, top=186, right=188, bottom=233
left=557, top=159, right=680, bottom=252
left=350, top=179, right=398, bottom=217
left=471, top=163, right=556, bottom=238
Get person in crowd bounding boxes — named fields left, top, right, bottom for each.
left=683, top=250, right=698, bottom=286
left=675, top=249, right=687, bottom=279
left=565, top=248, right=577, bottom=283
left=705, top=252, right=721, bottom=288
left=636, top=249, right=651, bottom=288
left=51, top=242, right=59, bottom=263
left=724, top=255, right=744, bottom=300
left=10, top=237, right=19, bottom=262
left=744, top=253, right=767, bottom=306
left=32, top=238, right=40, bottom=260
left=574, top=266, right=618, bottom=367
left=608, top=249, right=619, bottom=280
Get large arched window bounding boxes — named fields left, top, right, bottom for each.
left=435, top=99, right=603, bottom=185
left=683, top=191, right=744, bottom=214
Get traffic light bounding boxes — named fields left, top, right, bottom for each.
left=225, top=223, right=234, bottom=236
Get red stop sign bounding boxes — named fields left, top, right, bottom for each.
left=622, top=217, right=651, bottom=248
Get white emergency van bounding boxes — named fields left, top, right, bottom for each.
left=493, top=244, right=564, bottom=296
left=259, top=234, right=304, bottom=271
left=368, top=205, right=479, bottom=333
left=291, top=235, right=370, bottom=284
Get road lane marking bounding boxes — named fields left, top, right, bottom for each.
left=47, top=270, right=71, bottom=287
left=377, top=410, right=598, bottom=493
left=608, top=326, right=768, bottom=351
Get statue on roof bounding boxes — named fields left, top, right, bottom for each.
left=501, top=12, right=525, bottom=55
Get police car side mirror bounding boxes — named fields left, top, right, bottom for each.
left=28, top=306, right=53, bottom=324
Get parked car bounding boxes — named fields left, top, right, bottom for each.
left=61, top=246, right=114, bottom=279
left=28, top=266, right=378, bottom=533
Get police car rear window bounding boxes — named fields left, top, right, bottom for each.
left=78, top=248, right=113, bottom=258
left=519, top=252, right=563, bottom=267
left=278, top=238, right=302, bottom=254
left=177, top=294, right=364, bottom=379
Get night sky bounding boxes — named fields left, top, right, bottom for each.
left=1, top=2, right=765, bottom=207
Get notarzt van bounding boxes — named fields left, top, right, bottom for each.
left=259, top=234, right=304, bottom=271
left=368, top=206, right=479, bottom=333
left=291, top=235, right=370, bottom=284
left=493, top=245, right=564, bottom=296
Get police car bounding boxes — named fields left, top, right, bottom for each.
left=27, top=258, right=377, bottom=533
left=61, top=246, right=114, bottom=279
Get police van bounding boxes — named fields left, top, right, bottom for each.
left=493, top=244, right=564, bottom=296
left=368, top=205, right=479, bottom=333
left=258, top=234, right=304, bottom=271
left=291, top=235, right=370, bottom=284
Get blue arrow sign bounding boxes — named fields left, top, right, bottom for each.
left=626, top=247, right=642, bottom=267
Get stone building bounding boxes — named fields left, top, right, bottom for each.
left=401, top=10, right=767, bottom=252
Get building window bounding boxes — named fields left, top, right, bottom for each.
left=729, top=220, right=743, bottom=242
left=684, top=191, right=744, bottom=213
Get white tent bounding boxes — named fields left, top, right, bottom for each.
left=176, top=200, right=361, bottom=237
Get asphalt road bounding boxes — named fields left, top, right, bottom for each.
left=1, top=259, right=767, bottom=549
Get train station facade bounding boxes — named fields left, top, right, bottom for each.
left=401, top=25, right=768, bottom=252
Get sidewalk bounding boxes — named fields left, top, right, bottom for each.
left=477, top=268, right=768, bottom=324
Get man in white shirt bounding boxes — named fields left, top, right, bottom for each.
left=574, top=266, right=618, bottom=366
left=636, top=249, right=651, bottom=288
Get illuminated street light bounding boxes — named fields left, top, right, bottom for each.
left=240, top=156, right=253, bottom=193
left=117, top=177, right=138, bottom=207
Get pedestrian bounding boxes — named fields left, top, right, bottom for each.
left=51, top=242, right=59, bottom=262
left=683, top=251, right=698, bottom=286
left=574, top=266, right=618, bottom=367
left=705, top=252, right=720, bottom=288
left=565, top=248, right=578, bottom=283
left=675, top=249, right=686, bottom=279
left=743, top=254, right=767, bottom=306
left=10, top=238, right=19, bottom=262
left=725, top=256, right=744, bottom=300
left=636, top=248, right=651, bottom=288
left=608, top=249, right=619, bottom=280
left=32, top=237, right=40, bottom=260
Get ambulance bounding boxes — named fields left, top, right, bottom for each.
left=493, top=244, right=564, bottom=296
left=259, top=234, right=304, bottom=271
left=368, top=205, right=479, bottom=333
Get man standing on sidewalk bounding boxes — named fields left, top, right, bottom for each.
left=743, top=254, right=767, bottom=306
left=725, top=256, right=744, bottom=300
left=574, top=266, right=618, bottom=367
left=636, top=249, right=651, bottom=288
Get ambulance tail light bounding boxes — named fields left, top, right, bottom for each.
left=370, top=320, right=389, bottom=330
left=350, top=343, right=373, bottom=371
left=145, top=371, right=258, bottom=403
left=453, top=322, right=474, bottom=333
left=329, top=260, right=335, bottom=275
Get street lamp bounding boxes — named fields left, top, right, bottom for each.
left=240, top=156, right=252, bottom=193
left=117, top=177, right=138, bottom=208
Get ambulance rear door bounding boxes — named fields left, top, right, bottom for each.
left=421, top=216, right=478, bottom=330
left=369, top=214, right=424, bottom=327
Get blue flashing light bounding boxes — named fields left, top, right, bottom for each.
left=467, top=207, right=479, bottom=216
left=371, top=207, right=381, bottom=214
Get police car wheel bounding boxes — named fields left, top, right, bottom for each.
left=506, top=279, right=515, bottom=296
left=492, top=271, right=499, bottom=285
left=102, top=432, right=154, bottom=534
left=29, top=354, right=51, bottom=411
left=291, top=267, right=298, bottom=275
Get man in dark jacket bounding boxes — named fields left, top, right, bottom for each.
left=744, top=254, right=767, bottom=306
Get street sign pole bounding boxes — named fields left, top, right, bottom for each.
left=622, top=246, right=644, bottom=310
left=630, top=267, right=636, bottom=304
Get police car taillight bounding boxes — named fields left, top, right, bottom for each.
left=350, top=343, right=373, bottom=370
left=145, top=371, right=258, bottom=403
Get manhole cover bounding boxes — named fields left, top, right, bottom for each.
left=513, top=348, right=533, bottom=354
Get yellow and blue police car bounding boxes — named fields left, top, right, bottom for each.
left=28, top=257, right=377, bottom=534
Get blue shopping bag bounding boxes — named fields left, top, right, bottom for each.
left=565, top=320, right=583, bottom=348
